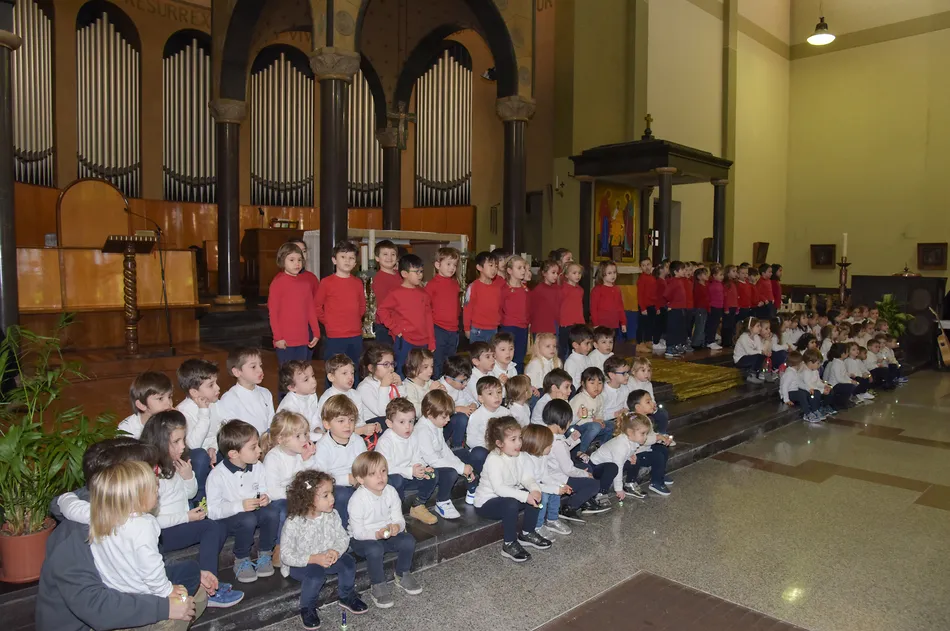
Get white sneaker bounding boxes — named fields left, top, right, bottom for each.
left=435, top=500, right=461, bottom=519
left=545, top=519, right=572, bottom=535
left=707, top=342, right=723, bottom=350
left=465, top=491, right=475, bottom=505
left=653, top=340, right=666, bottom=351
left=862, top=392, right=875, bottom=400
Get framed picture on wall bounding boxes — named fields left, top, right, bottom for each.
left=917, top=242, right=948, bottom=270
left=810, top=244, right=836, bottom=269
left=702, top=238, right=714, bottom=264
left=752, top=242, right=769, bottom=266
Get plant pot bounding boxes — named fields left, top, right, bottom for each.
left=0, top=518, right=56, bottom=583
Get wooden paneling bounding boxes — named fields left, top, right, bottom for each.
left=57, top=180, right=130, bottom=248
left=16, top=248, right=62, bottom=310
left=59, top=249, right=197, bottom=309
left=242, top=228, right=304, bottom=298
left=14, top=183, right=60, bottom=247
left=21, top=309, right=200, bottom=351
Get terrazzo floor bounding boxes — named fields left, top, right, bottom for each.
left=264, top=372, right=950, bottom=631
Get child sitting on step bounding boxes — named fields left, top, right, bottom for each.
left=733, top=317, right=767, bottom=384
left=275, top=360, right=321, bottom=441
left=118, top=371, right=174, bottom=439
left=216, top=348, right=275, bottom=437
left=781, top=351, right=825, bottom=423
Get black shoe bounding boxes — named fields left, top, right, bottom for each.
left=501, top=540, right=531, bottom=562
left=518, top=530, right=553, bottom=550
left=339, top=595, right=369, bottom=615
left=579, top=498, right=611, bottom=515
left=300, top=606, right=321, bottom=630
left=558, top=505, right=587, bottom=523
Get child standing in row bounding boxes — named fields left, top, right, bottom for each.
left=500, top=255, right=531, bottom=368
left=464, top=251, right=501, bottom=344
left=371, top=240, right=401, bottom=347
left=315, top=241, right=366, bottom=376
left=426, top=247, right=461, bottom=378
left=377, top=254, right=436, bottom=376
left=636, top=256, right=656, bottom=354
left=529, top=260, right=563, bottom=347
left=267, top=243, right=319, bottom=364
left=705, top=264, right=725, bottom=350
left=590, top=260, right=626, bottom=338
left=558, top=262, right=586, bottom=361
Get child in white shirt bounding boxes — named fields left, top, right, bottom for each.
left=318, top=354, right=378, bottom=442
left=311, top=394, right=367, bottom=528
left=780, top=352, right=822, bottom=422
left=524, top=332, right=561, bottom=394
left=601, top=356, right=630, bottom=422
left=402, top=348, right=446, bottom=417
left=438, top=354, right=478, bottom=449
left=462, top=375, right=511, bottom=504
left=506, top=375, right=533, bottom=427
left=824, top=343, right=868, bottom=408
left=118, top=371, right=174, bottom=438
left=375, top=398, right=438, bottom=525
left=540, top=400, right=606, bottom=520
left=628, top=357, right=671, bottom=434
left=865, top=338, right=895, bottom=389
left=733, top=318, right=766, bottom=384
left=275, top=360, right=322, bottom=441
left=356, top=345, right=405, bottom=429
left=520, top=424, right=566, bottom=540
left=530, top=368, right=574, bottom=426
left=589, top=414, right=650, bottom=499
left=569, top=367, right=612, bottom=454
left=563, top=326, right=594, bottom=389
left=466, top=341, right=495, bottom=402
left=587, top=326, right=615, bottom=372
left=176, top=359, right=223, bottom=506
left=800, top=350, right=834, bottom=416
left=216, top=348, right=275, bottom=436
left=347, top=452, right=422, bottom=608
left=490, top=332, right=519, bottom=385
left=413, top=391, right=473, bottom=521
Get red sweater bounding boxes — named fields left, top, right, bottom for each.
left=314, top=274, right=366, bottom=338
left=737, top=281, right=753, bottom=309
left=590, top=285, right=625, bottom=329
left=771, top=279, right=783, bottom=306
left=372, top=270, right=402, bottom=324
left=268, top=272, right=321, bottom=347
left=686, top=279, right=695, bottom=309
left=664, top=276, right=688, bottom=309
left=558, top=283, right=585, bottom=327
left=529, top=282, right=561, bottom=334
left=637, top=274, right=656, bottom=311
left=377, top=285, right=436, bottom=349
left=693, top=282, right=710, bottom=310
left=708, top=279, right=724, bottom=309
left=500, top=284, right=530, bottom=328
left=425, top=274, right=460, bottom=331
left=492, top=275, right=506, bottom=289
left=300, top=270, right=320, bottom=298
left=754, top=280, right=773, bottom=306
left=655, top=277, right=668, bottom=308
left=724, top=282, right=739, bottom=309
left=463, top=279, right=502, bottom=331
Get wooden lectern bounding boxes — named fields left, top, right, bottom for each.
left=102, top=235, right=157, bottom=356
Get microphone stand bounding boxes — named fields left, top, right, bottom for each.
left=125, top=208, right=176, bottom=357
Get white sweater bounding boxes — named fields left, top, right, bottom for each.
left=881, top=347, right=898, bottom=365
left=569, top=390, right=604, bottom=424
left=316, top=387, right=365, bottom=428
left=524, top=356, right=556, bottom=389
left=375, top=430, right=424, bottom=479
left=206, top=460, right=268, bottom=520
left=509, top=402, right=530, bottom=427
left=782, top=329, right=803, bottom=347
left=467, top=368, right=491, bottom=402
left=627, top=378, right=655, bottom=400
left=217, top=384, right=275, bottom=436
left=473, top=451, right=541, bottom=508
left=845, top=357, right=869, bottom=378
left=404, top=379, right=435, bottom=417
left=156, top=472, right=198, bottom=528
left=564, top=352, right=591, bottom=389
left=91, top=514, right=172, bottom=597
left=312, top=435, right=366, bottom=486
left=277, top=391, right=322, bottom=440
left=733, top=332, right=762, bottom=363
left=824, top=358, right=852, bottom=386
left=177, top=398, right=224, bottom=450
left=280, top=511, right=350, bottom=567
left=439, top=377, right=477, bottom=408
left=587, top=349, right=613, bottom=372
left=800, top=367, right=824, bottom=391
left=117, top=413, right=146, bottom=439
left=779, top=367, right=802, bottom=403
left=466, top=405, right=511, bottom=449
left=602, top=383, right=629, bottom=421
left=263, top=447, right=316, bottom=501
left=523, top=452, right=559, bottom=494
left=530, top=394, right=553, bottom=425
left=864, top=350, right=885, bottom=371
left=546, top=435, right=589, bottom=486
left=820, top=338, right=833, bottom=358
left=356, top=377, right=405, bottom=422
left=590, top=434, right=641, bottom=492
left=412, top=416, right=466, bottom=474
left=347, top=485, right=405, bottom=541
left=491, top=362, right=518, bottom=381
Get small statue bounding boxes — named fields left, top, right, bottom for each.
left=361, top=265, right=377, bottom=340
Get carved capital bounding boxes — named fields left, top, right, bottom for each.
left=309, top=47, right=360, bottom=82
left=711, top=178, right=729, bottom=186
left=376, top=128, right=399, bottom=149
left=0, top=30, right=22, bottom=51
left=496, top=95, right=536, bottom=122
left=209, top=99, right=247, bottom=123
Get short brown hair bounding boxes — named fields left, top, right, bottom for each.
left=217, top=419, right=259, bottom=457
left=802, top=349, right=821, bottom=365
left=177, top=359, right=218, bottom=394
left=520, top=424, right=553, bottom=457
left=490, top=331, right=515, bottom=350
left=485, top=416, right=521, bottom=451
left=592, top=326, right=614, bottom=342
left=785, top=350, right=803, bottom=368
left=325, top=354, right=355, bottom=376
left=421, top=390, right=455, bottom=419
left=352, top=451, right=387, bottom=481
left=278, top=360, right=311, bottom=391
left=129, top=371, right=173, bottom=413
left=403, top=348, right=434, bottom=379
left=276, top=242, right=303, bottom=269
left=386, top=396, right=416, bottom=420
left=505, top=375, right=532, bottom=404
left=435, top=247, right=460, bottom=263
left=227, top=347, right=261, bottom=374
left=360, top=342, right=395, bottom=377
left=603, top=355, right=629, bottom=375
left=321, top=394, right=359, bottom=426
left=286, top=469, right=335, bottom=519
left=476, top=375, right=502, bottom=396
left=374, top=239, right=397, bottom=257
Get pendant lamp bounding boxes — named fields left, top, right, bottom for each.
left=807, top=3, right=835, bottom=46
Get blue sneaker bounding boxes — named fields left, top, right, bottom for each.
left=234, top=557, right=257, bottom=583
left=648, top=483, right=671, bottom=496
left=663, top=476, right=674, bottom=486
left=207, top=586, right=245, bottom=608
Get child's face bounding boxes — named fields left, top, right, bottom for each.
left=657, top=264, right=669, bottom=278
left=583, top=377, right=603, bottom=398
left=137, top=390, right=174, bottom=417
left=494, top=342, right=514, bottom=366
left=313, top=480, right=335, bottom=514
left=291, top=241, right=309, bottom=265
left=607, top=364, right=629, bottom=386
left=538, top=337, right=557, bottom=359
left=290, top=366, right=318, bottom=396
left=376, top=247, right=398, bottom=272
left=231, top=435, right=262, bottom=466
left=373, top=354, right=396, bottom=380
left=560, top=252, right=573, bottom=267
left=751, top=323, right=762, bottom=336
left=494, top=258, right=508, bottom=278
left=887, top=339, right=898, bottom=350
left=429, top=412, right=451, bottom=428
left=807, top=340, right=818, bottom=350
left=640, top=260, right=653, bottom=275
left=358, top=463, right=389, bottom=495
left=738, top=268, right=748, bottom=281
left=727, top=267, right=737, bottom=280
left=508, top=260, right=528, bottom=282
left=283, top=252, right=303, bottom=276
left=415, top=358, right=434, bottom=382
left=333, top=250, right=358, bottom=274
left=542, top=265, right=560, bottom=284
left=805, top=360, right=820, bottom=370
left=627, top=425, right=649, bottom=444
left=633, top=365, right=651, bottom=382
left=566, top=266, right=583, bottom=284
left=697, top=271, right=709, bottom=283
left=281, top=425, right=310, bottom=455
left=550, top=380, right=572, bottom=400
left=573, top=339, right=593, bottom=355
left=232, top=356, right=264, bottom=387
left=190, top=376, right=221, bottom=403
left=402, top=266, right=425, bottom=288
left=386, top=410, right=416, bottom=439
left=869, top=308, right=879, bottom=320
left=760, top=324, right=771, bottom=337
left=762, top=267, right=772, bottom=280
left=323, top=414, right=355, bottom=442
left=869, top=342, right=881, bottom=354
left=819, top=316, right=829, bottom=327
left=327, top=364, right=355, bottom=391
left=602, top=266, right=618, bottom=285
left=848, top=345, right=859, bottom=358
left=594, top=336, right=614, bottom=355
left=496, top=429, right=522, bottom=457
left=477, top=259, right=498, bottom=280
left=749, top=274, right=759, bottom=284
left=168, top=427, right=186, bottom=461
left=473, top=350, right=495, bottom=373
left=713, top=269, right=724, bottom=282
left=634, top=393, right=657, bottom=416
left=444, top=374, right=469, bottom=391
left=808, top=315, right=818, bottom=327
left=478, top=385, right=504, bottom=411
left=435, top=257, right=458, bottom=278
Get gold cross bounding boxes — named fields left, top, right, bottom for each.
left=645, top=113, right=653, bottom=128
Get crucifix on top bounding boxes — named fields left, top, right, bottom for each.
left=389, top=102, right=416, bottom=151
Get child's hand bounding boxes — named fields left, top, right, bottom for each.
left=174, top=458, right=194, bottom=480
left=207, top=447, right=216, bottom=462
left=529, top=490, right=542, bottom=504
left=464, top=330, right=471, bottom=340
left=172, top=584, right=189, bottom=601
left=578, top=452, right=590, bottom=464
left=594, top=418, right=605, bottom=428
left=302, top=441, right=316, bottom=461
left=308, top=337, right=319, bottom=348
left=379, top=372, right=393, bottom=387
left=578, top=405, right=589, bottom=419
left=431, top=381, right=446, bottom=391
left=559, top=484, right=573, bottom=495
left=275, top=340, right=287, bottom=349
left=525, top=493, right=540, bottom=507
left=621, top=325, right=627, bottom=333
left=532, top=387, right=540, bottom=398
left=786, top=401, right=794, bottom=407
left=391, top=374, right=403, bottom=386
left=313, top=552, right=335, bottom=567
left=498, top=374, right=509, bottom=384
left=466, top=404, right=478, bottom=415
left=243, top=497, right=261, bottom=512
left=388, top=523, right=401, bottom=536
left=617, top=490, right=626, bottom=501
left=570, top=429, right=581, bottom=442
left=412, top=464, right=427, bottom=479
left=194, top=395, right=210, bottom=409
left=258, top=493, right=271, bottom=507
left=188, top=507, right=206, bottom=522
left=463, top=464, right=474, bottom=479
left=199, top=570, right=218, bottom=595
left=809, top=389, right=816, bottom=395
left=325, top=549, right=339, bottom=565
left=375, top=527, right=389, bottom=540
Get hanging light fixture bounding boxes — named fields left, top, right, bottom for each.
left=807, top=2, right=835, bottom=45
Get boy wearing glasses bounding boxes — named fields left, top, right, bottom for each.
left=436, top=355, right=477, bottom=449
left=602, top=355, right=631, bottom=421
left=377, top=254, right=436, bottom=377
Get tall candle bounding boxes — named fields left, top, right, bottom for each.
left=489, top=243, right=496, bottom=252
left=368, top=230, right=376, bottom=260
left=842, top=233, right=848, bottom=258
left=461, top=234, right=468, bottom=252
left=360, top=245, right=368, bottom=271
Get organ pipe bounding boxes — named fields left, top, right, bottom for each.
left=346, top=69, right=382, bottom=208
left=12, top=0, right=53, bottom=187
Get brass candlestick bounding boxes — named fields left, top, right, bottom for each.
left=837, top=257, right=851, bottom=307
left=458, top=249, right=470, bottom=309
left=361, top=261, right=377, bottom=340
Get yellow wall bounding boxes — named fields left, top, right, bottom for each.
left=785, top=30, right=950, bottom=285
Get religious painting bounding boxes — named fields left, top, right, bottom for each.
left=917, top=242, right=948, bottom=271
left=593, top=183, right=638, bottom=263
left=810, top=244, right=836, bottom=269
left=752, top=242, right=769, bottom=266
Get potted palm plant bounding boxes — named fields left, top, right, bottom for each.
left=0, top=316, right=117, bottom=583
left=875, top=294, right=914, bottom=338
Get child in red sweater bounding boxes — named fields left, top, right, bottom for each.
left=722, top=264, right=739, bottom=348
left=426, top=247, right=461, bottom=379
left=463, top=251, right=502, bottom=344
left=557, top=262, right=586, bottom=361
left=371, top=240, right=401, bottom=347
left=590, top=260, right=626, bottom=338
left=691, top=267, right=710, bottom=350
left=499, top=255, right=530, bottom=370
left=636, top=257, right=656, bottom=354
left=289, top=239, right=320, bottom=359
left=662, top=261, right=689, bottom=357
left=268, top=243, right=320, bottom=365
left=756, top=263, right=774, bottom=319
left=736, top=263, right=753, bottom=322
left=377, top=254, right=436, bottom=377
left=529, top=260, right=562, bottom=340
left=705, top=264, right=725, bottom=350
left=653, top=260, right=670, bottom=351
left=314, top=241, right=366, bottom=381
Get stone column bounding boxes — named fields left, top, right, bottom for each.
left=377, top=127, right=400, bottom=230
left=0, top=14, right=18, bottom=332
left=638, top=187, right=653, bottom=262
left=210, top=99, right=246, bottom=305
left=711, top=178, right=728, bottom=264
left=653, top=167, right=676, bottom=262
left=497, top=96, right=536, bottom=254
left=311, top=47, right=360, bottom=277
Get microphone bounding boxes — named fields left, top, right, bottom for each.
left=123, top=206, right=164, bottom=237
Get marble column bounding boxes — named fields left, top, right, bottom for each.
left=497, top=96, right=536, bottom=254
left=311, top=47, right=360, bottom=277
left=638, top=187, right=653, bottom=262
left=377, top=127, right=400, bottom=230
left=711, top=178, right=728, bottom=264
left=0, top=13, right=18, bottom=332
left=653, top=167, right=676, bottom=263
left=210, top=99, right=246, bottom=305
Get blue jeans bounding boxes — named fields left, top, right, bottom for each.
left=624, top=446, right=669, bottom=487
left=276, top=345, right=311, bottom=365
left=160, top=519, right=226, bottom=575
left=558, top=326, right=573, bottom=362
left=788, top=389, right=821, bottom=414
left=469, top=327, right=496, bottom=344
left=393, top=336, right=425, bottom=378
left=433, top=326, right=459, bottom=379
left=735, top=354, right=764, bottom=373
left=536, top=493, right=561, bottom=528
left=586, top=462, right=619, bottom=494
left=166, top=559, right=202, bottom=596
left=500, top=325, right=528, bottom=370
left=220, top=502, right=281, bottom=559
left=691, top=310, right=708, bottom=348
left=332, top=485, right=356, bottom=528
left=271, top=498, right=288, bottom=540
left=475, top=497, right=541, bottom=543
left=650, top=408, right=670, bottom=434
left=458, top=446, right=489, bottom=492
left=572, top=420, right=614, bottom=454
left=323, top=336, right=364, bottom=385
left=289, top=553, right=356, bottom=609
left=189, top=448, right=216, bottom=508
left=444, top=412, right=469, bottom=449
left=350, top=532, right=415, bottom=584
left=374, top=322, right=394, bottom=348
left=564, top=475, right=599, bottom=509
left=388, top=473, right=438, bottom=505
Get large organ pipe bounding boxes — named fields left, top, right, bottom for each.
left=17, top=0, right=54, bottom=185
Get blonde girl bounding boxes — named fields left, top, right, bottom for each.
left=525, top=332, right=561, bottom=393
left=590, top=260, right=626, bottom=334
left=558, top=262, right=586, bottom=360
left=500, top=255, right=531, bottom=368
left=589, top=412, right=651, bottom=500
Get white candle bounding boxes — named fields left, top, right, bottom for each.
left=368, top=230, right=376, bottom=259
left=360, top=245, right=368, bottom=271
left=461, top=234, right=468, bottom=252
left=489, top=243, right=496, bottom=252
left=842, top=233, right=848, bottom=258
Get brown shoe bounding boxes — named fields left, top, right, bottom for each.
left=409, top=504, right=437, bottom=525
